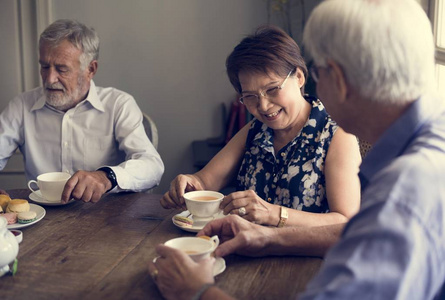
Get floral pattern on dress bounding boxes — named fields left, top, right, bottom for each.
left=236, top=96, right=338, bottom=213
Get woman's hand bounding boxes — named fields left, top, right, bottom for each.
left=220, top=190, right=279, bottom=226
left=148, top=244, right=215, bottom=300
left=160, top=174, right=205, bottom=209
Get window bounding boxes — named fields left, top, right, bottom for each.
left=431, top=0, right=445, bottom=96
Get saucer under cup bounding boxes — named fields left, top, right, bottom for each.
left=28, top=172, right=71, bottom=202
left=183, top=191, right=224, bottom=222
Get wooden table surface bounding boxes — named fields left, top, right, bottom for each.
left=0, top=190, right=322, bottom=300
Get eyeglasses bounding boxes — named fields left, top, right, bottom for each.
left=238, top=69, right=294, bottom=105
left=310, top=65, right=320, bottom=82
left=310, top=64, right=330, bottom=83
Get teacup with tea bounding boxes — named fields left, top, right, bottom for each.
left=183, top=190, right=224, bottom=221
left=164, top=235, right=219, bottom=262
left=28, top=172, right=71, bottom=202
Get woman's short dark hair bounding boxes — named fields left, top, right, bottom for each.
left=226, top=25, right=308, bottom=95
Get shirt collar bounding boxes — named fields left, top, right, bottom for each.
left=359, top=95, right=441, bottom=190
left=30, top=80, right=105, bottom=113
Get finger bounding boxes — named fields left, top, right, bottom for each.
left=80, top=187, right=95, bottom=203
left=214, top=237, right=241, bottom=257
left=156, top=244, right=189, bottom=263
left=219, top=195, right=232, bottom=210
left=61, top=176, right=78, bottom=202
left=223, top=197, right=246, bottom=215
left=169, top=178, right=186, bottom=208
left=90, top=190, right=103, bottom=203
left=147, top=261, right=159, bottom=282
left=220, top=191, right=244, bottom=209
left=161, top=192, right=177, bottom=209
left=198, top=218, right=228, bottom=238
left=173, top=176, right=191, bottom=206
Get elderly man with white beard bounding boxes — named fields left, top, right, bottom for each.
left=0, top=19, right=164, bottom=203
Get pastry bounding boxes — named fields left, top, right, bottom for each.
left=2, top=212, right=18, bottom=225
left=17, top=211, right=37, bottom=224
left=0, top=194, right=11, bottom=211
left=6, top=199, right=30, bottom=213
left=173, top=215, right=194, bottom=228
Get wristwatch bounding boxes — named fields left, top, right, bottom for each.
left=98, top=167, right=117, bottom=192
left=277, top=206, right=288, bottom=228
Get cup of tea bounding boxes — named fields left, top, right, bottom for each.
left=164, top=235, right=219, bottom=262
left=27, top=172, right=71, bottom=202
left=183, top=190, right=224, bottom=221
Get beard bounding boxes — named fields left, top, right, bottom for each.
left=44, top=75, right=86, bottom=111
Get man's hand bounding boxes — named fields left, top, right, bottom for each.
left=148, top=244, right=215, bottom=300
left=198, top=215, right=275, bottom=258
left=61, top=170, right=111, bottom=203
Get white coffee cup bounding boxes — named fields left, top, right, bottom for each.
left=164, top=236, right=220, bottom=262
left=27, top=172, right=71, bottom=202
left=183, top=190, right=224, bottom=221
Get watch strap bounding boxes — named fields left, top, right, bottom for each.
left=277, top=206, right=288, bottom=228
left=98, top=167, right=117, bottom=192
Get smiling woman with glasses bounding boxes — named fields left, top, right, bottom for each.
left=161, top=25, right=361, bottom=230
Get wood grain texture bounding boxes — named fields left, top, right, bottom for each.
left=1, top=190, right=322, bottom=300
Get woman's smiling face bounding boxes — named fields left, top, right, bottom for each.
left=239, top=69, right=306, bottom=132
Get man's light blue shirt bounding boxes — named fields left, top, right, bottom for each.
left=301, top=95, right=445, bottom=299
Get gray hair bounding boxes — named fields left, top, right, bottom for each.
left=39, top=19, right=100, bottom=70
left=303, top=0, right=435, bottom=104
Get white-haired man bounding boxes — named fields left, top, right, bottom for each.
left=148, top=0, right=445, bottom=299
left=0, top=19, right=164, bottom=203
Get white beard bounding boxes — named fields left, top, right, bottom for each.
left=44, top=75, right=86, bottom=111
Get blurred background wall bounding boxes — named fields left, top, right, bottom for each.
left=0, top=0, right=428, bottom=193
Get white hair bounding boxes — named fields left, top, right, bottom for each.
left=303, top=0, right=435, bottom=104
left=39, top=19, right=100, bottom=71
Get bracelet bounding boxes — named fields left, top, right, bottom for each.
left=191, top=283, right=214, bottom=300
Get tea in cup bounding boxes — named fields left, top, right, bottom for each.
left=164, top=235, right=219, bottom=262
left=183, top=191, right=224, bottom=221
left=28, top=172, right=71, bottom=202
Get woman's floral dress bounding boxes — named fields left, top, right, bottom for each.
left=236, top=96, right=338, bottom=213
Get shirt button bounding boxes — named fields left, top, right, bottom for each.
left=64, top=142, right=69, bottom=147
left=268, top=197, right=272, bottom=201
left=65, top=170, right=70, bottom=173
left=281, top=152, right=285, bottom=157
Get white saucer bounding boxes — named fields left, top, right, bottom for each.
left=153, top=256, right=226, bottom=276
left=213, top=257, right=226, bottom=276
left=172, top=210, right=225, bottom=233
left=29, top=190, right=75, bottom=206
left=7, top=203, right=46, bottom=229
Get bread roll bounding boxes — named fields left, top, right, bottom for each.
left=0, top=194, right=11, bottom=211
left=6, top=199, right=30, bottom=213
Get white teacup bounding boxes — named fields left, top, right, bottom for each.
left=164, top=236, right=220, bottom=262
left=183, top=191, right=224, bottom=221
left=27, top=172, right=71, bottom=202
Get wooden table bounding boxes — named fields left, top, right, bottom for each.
left=0, top=190, right=322, bottom=300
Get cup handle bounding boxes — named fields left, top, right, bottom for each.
left=210, top=235, right=220, bottom=250
left=28, top=180, right=39, bottom=193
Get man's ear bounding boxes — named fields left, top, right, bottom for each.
left=87, top=60, right=98, bottom=79
left=326, top=60, right=348, bottom=103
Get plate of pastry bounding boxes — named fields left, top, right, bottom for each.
left=1, top=199, right=46, bottom=229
